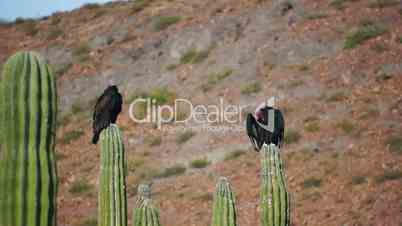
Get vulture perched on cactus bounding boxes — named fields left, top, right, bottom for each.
left=246, top=102, right=285, bottom=151
left=92, top=85, right=123, bottom=144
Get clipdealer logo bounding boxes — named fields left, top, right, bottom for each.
left=128, top=97, right=276, bottom=132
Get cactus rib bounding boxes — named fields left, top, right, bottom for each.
left=0, top=51, right=58, bottom=226
left=260, top=144, right=291, bottom=226
left=99, top=124, right=127, bottom=226
left=211, top=177, right=237, bottom=226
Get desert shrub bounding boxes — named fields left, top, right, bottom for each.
left=73, top=42, right=91, bottom=62
left=386, top=136, right=402, bottom=154
left=176, top=130, right=195, bottom=144
left=326, top=91, right=347, bottom=102
left=47, top=27, right=64, bottom=40
left=131, top=0, right=152, bottom=13
left=165, top=64, right=178, bottom=70
left=336, top=119, right=355, bottom=134
left=224, top=150, right=246, bottom=161
left=180, top=49, right=209, bottom=64
left=149, top=88, right=176, bottom=105
left=17, top=19, right=38, bottom=36
left=241, top=82, right=261, bottom=95
left=78, top=218, right=97, bottom=226
left=83, top=3, right=101, bottom=10
left=153, top=16, right=181, bottom=31
left=303, top=178, right=322, bottom=188
left=145, top=136, right=162, bottom=146
left=61, top=130, right=84, bottom=144
left=207, top=68, right=233, bottom=85
left=304, top=121, right=320, bottom=132
left=368, top=0, right=399, bottom=8
left=344, top=23, right=387, bottom=49
left=284, top=129, right=301, bottom=144
left=69, top=180, right=93, bottom=194
left=190, top=158, right=210, bottom=169
left=375, top=169, right=402, bottom=183
left=351, top=175, right=367, bottom=185
left=157, top=164, right=186, bottom=178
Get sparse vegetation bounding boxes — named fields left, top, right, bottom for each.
left=241, top=82, right=261, bottom=95
left=190, top=158, right=210, bottom=169
left=71, top=102, right=84, bottom=114
left=371, top=43, right=387, bottom=53
left=157, top=164, right=186, bottom=178
left=303, top=178, right=322, bottom=188
left=386, top=136, right=402, bottom=154
left=351, top=175, right=367, bottom=185
left=73, top=42, right=91, bottom=62
left=224, top=150, right=246, bottom=161
left=61, top=130, right=84, bottom=144
left=69, top=180, right=93, bottom=194
left=57, top=114, right=71, bottom=127
left=145, top=135, right=162, bottom=146
left=326, top=91, right=347, bottom=102
left=17, top=19, right=38, bottom=36
left=207, top=68, right=233, bottom=85
left=344, top=23, right=387, bottom=49
left=127, top=158, right=145, bottom=172
left=304, top=121, right=320, bottom=132
left=149, top=88, right=176, bottom=105
left=284, top=129, right=301, bottom=144
left=289, top=80, right=304, bottom=88
left=50, top=17, right=61, bottom=26
left=304, top=116, right=319, bottom=123
left=176, top=130, right=196, bottom=144
left=336, top=119, right=355, bottom=134
left=55, top=62, right=72, bottom=76
left=180, top=49, right=210, bottom=64
left=191, top=192, right=213, bottom=201
left=83, top=3, right=101, bottom=10
left=78, top=218, right=97, bottom=226
left=131, top=0, right=152, bottom=13
left=375, top=169, right=402, bottom=183
left=306, top=12, right=328, bottom=20
left=92, top=8, right=107, bottom=19
left=330, top=0, right=347, bottom=10
left=46, top=27, right=64, bottom=40
left=166, top=64, right=178, bottom=71
left=368, top=0, right=400, bottom=8
left=153, top=16, right=181, bottom=31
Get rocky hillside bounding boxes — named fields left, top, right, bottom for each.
left=1, top=0, right=402, bottom=226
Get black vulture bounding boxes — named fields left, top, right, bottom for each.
left=246, top=104, right=285, bottom=151
left=92, top=85, right=123, bottom=144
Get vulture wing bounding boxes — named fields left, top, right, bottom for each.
left=246, top=113, right=261, bottom=151
left=92, top=91, right=113, bottom=144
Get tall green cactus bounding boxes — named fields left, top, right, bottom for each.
left=99, top=124, right=127, bottom=226
left=133, top=198, right=161, bottom=226
left=260, top=144, right=291, bottom=226
left=0, top=52, right=58, bottom=226
left=211, top=177, right=237, bottom=226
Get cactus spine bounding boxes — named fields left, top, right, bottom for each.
left=260, top=144, right=291, bottom=226
left=0, top=52, right=58, bottom=226
left=133, top=186, right=161, bottom=226
left=99, top=124, right=127, bottom=226
left=211, top=177, right=237, bottom=226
